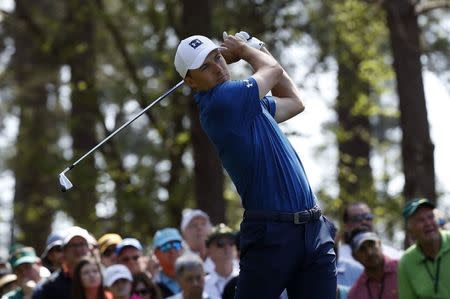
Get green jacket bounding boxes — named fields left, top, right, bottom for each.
left=398, top=230, right=450, bottom=299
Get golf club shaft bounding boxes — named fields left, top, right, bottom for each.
left=66, top=80, right=184, bottom=172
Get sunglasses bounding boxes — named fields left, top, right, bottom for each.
left=213, top=238, right=235, bottom=248
left=349, top=213, right=374, bottom=223
left=120, top=255, right=140, bottom=263
left=134, top=288, right=150, bottom=296
left=158, top=241, right=183, bottom=253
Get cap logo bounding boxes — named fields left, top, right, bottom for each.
left=189, top=39, right=203, bottom=49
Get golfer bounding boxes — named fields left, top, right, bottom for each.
left=174, top=31, right=336, bottom=299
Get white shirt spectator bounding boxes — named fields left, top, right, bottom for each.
left=204, top=267, right=239, bottom=299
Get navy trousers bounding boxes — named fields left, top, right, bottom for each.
left=235, top=216, right=337, bottom=299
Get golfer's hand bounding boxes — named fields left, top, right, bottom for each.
left=220, top=31, right=246, bottom=64
left=235, top=31, right=265, bottom=50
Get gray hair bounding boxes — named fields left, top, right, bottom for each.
left=175, top=253, right=204, bottom=277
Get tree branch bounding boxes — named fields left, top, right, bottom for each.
left=416, top=0, right=450, bottom=14
left=93, top=0, right=166, bottom=140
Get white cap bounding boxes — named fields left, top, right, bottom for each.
left=174, top=35, right=219, bottom=78
left=103, top=264, right=133, bottom=287
left=62, top=226, right=92, bottom=247
left=180, top=209, right=210, bottom=232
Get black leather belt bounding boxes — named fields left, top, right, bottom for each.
left=243, top=206, right=322, bottom=224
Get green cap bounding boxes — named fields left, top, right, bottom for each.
left=403, top=198, right=435, bottom=222
left=206, top=223, right=234, bottom=246
left=9, top=247, right=39, bottom=269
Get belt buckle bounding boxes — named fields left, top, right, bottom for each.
left=294, top=212, right=305, bottom=224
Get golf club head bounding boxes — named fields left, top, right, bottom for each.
left=59, top=172, right=73, bottom=192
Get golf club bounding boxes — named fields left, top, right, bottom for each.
left=58, top=80, right=184, bottom=192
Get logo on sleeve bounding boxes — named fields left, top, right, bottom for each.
left=189, top=39, right=203, bottom=49
left=243, top=79, right=253, bottom=88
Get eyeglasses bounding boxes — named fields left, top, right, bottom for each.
left=158, top=241, right=183, bottom=253
left=134, top=288, right=150, bottom=296
left=120, top=255, right=140, bottom=263
left=213, top=238, right=235, bottom=248
left=349, top=213, right=374, bottom=223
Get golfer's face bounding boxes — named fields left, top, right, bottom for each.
left=186, top=50, right=230, bottom=92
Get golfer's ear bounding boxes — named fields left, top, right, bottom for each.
left=184, top=75, right=197, bottom=91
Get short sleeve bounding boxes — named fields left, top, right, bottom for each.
left=261, top=96, right=276, bottom=117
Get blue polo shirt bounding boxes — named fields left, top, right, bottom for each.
left=194, top=77, right=316, bottom=212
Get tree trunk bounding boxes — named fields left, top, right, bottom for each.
left=336, top=60, right=376, bottom=206
left=65, top=0, right=100, bottom=231
left=384, top=0, right=436, bottom=202
left=180, top=0, right=226, bottom=224
left=9, top=2, right=60, bottom=253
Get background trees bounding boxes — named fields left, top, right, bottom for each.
left=0, top=0, right=449, bottom=252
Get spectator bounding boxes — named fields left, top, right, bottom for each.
left=340, top=202, right=402, bottom=262
left=40, top=232, right=64, bottom=274
left=35, top=226, right=92, bottom=299
left=116, top=239, right=144, bottom=275
left=3, top=247, right=42, bottom=299
left=398, top=198, right=450, bottom=299
left=131, top=273, right=162, bottom=299
left=72, top=256, right=111, bottom=299
left=98, top=234, right=123, bottom=268
left=348, top=230, right=398, bottom=299
left=166, top=254, right=211, bottom=299
left=334, top=227, right=363, bottom=288
left=153, top=228, right=184, bottom=298
left=180, top=209, right=212, bottom=264
left=103, top=265, right=133, bottom=299
left=0, top=274, right=17, bottom=297
left=204, top=224, right=238, bottom=299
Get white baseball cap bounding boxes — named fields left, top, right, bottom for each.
left=103, top=264, right=133, bottom=287
left=174, top=35, right=219, bottom=78
left=180, top=209, right=210, bottom=232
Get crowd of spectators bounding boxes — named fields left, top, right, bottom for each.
left=0, top=198, right=448, bottom=299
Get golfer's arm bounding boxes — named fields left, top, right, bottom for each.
left=260, top=47, right=304, bottom=123
left=240, top=46, right=283, bottom=99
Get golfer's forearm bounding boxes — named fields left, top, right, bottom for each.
left=261, top=47, right=303, bottom=104
left=241, top=46, right=282, bottom=77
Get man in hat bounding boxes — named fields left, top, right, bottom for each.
left=153, top=228, right=185, bottom=298
left=35, top=226, right=92, bottom=299
left=116, top=238, right=144, bottom=275
left=173, top=31, right=336, bottom=298
left=3, top=247, right=42, bottom=299
left=398, top=198, right=450, bottom=299
left=98, top=233, right=122, bottom=267
left=203, top=224, right=238, bottom=299
left=339, top=202, right=402, bottom=263
left=103, top=264, right=133, bottom=299
left=348, top=230, right=399, bottom=299
left=180, top=209, right=212, bottom=263
left=40, top=232, right=63, bottom=274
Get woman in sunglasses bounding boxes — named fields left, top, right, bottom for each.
left=72, top=256, right=112, bottom=299
left=131, top=273, right=162, bottom=299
